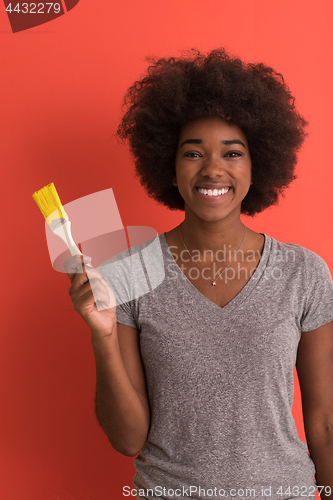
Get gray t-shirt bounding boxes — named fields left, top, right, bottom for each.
left=98, top=232, right=333, bottom=500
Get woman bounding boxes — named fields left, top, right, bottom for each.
left=66, top=49, right=333, bottom=499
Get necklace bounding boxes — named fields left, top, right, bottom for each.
left=178, top=224, right=247, bottom=286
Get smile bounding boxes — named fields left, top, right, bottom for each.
left=196, top=187, right=231, bottom=197
left=196, top=186, right=232, bottom=201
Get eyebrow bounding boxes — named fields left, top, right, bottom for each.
left=180, top=139, right=246, bottom=149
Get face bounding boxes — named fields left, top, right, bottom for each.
left=173, top=116, right=252, bottom=223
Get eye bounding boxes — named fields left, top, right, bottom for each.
left=224, top=151, right=243, bottom=158
left=184, top=152, right=203, bottom=158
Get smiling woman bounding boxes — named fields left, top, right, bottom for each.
left=117, top=48, right=307, bottom=217
left=66, top=48, right=333, bottom=500
left=173, top=117, right=252, bottom=225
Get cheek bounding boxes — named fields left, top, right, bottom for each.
left=236, top=160, right=251, bottom=178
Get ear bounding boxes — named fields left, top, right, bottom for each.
left=172, top=176, right=177, bottom=187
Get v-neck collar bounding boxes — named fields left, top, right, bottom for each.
left=160, top=231, right=272, bottom=317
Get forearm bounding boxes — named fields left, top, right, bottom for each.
left=91, top=328, right=149, bottom=456
left=308, top=434, right=333, bottom=500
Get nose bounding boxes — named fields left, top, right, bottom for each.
left=200, top=155, right=225, bottom=178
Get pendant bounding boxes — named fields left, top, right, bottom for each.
left=212, top=281, right=217, bottom=286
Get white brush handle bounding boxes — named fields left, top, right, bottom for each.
left=52, top=219, right=82, bottom=256
left=49, top=218, right=92, bottom=268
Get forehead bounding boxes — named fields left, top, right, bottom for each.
left=178, top=116, right=247, bottom=143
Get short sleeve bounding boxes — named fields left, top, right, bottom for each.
left=115, top=299, right=138, bottom=329
left=300, top=251, right=333, bottom=332
left=98, top=252, right=138, bottom=330
left=97, top=234, right=165, bottom=331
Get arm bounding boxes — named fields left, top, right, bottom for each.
left=92, top=323, right=150, bottom=457
left=296, top=320, right=333, bottom=500
left=65, top=254, right=150, bottom=457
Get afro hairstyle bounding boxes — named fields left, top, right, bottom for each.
left=117, top=48, right=307, bottom=217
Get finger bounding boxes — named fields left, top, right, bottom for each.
left=68, top=268, right=100, bottom=297
left=79, top=254, right=88, bottom=284
left=63, top=254, right=92, bottom=274
left=64, top=254, right=92, bottom=282
left=90, top=280, right=116, bottom=309
left=69, top=275, right=110, bottom=302
left=72, top=281, right=115, bottom=312
left=85, top=267, right=104, bottom=281
left=72, top=288, right=98, bottom=313
left=95, top=284, right=117, bottom=311
left=69, top=276, right=92, bottom=300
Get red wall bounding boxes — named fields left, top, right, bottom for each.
left=1, top=1, right=332, bottom=499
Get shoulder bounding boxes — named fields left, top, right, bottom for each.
left=100, top=233, right=163, bottom=265
left=269, top=236, right=331, bottom=276
left=98, top=233, right=166, bottom=305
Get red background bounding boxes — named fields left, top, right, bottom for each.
left=0, top=1, right=333, bottom=499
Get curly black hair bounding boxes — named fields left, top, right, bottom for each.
left=117, top=48, right=307, bottom=217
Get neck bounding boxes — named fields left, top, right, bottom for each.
left=179, top=216, right=246, bottom=257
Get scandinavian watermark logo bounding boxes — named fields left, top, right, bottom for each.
left=2, top=0, right=80, bottom=33
left=44, top=188, right=165, bottom=309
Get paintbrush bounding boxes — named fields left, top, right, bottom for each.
left=32, top=182, right=91, bottom=267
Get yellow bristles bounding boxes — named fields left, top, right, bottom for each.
left=32, top=182, right=69, bottom=224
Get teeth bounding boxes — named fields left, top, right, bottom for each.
left=197, top=187, right=230, bottom=196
